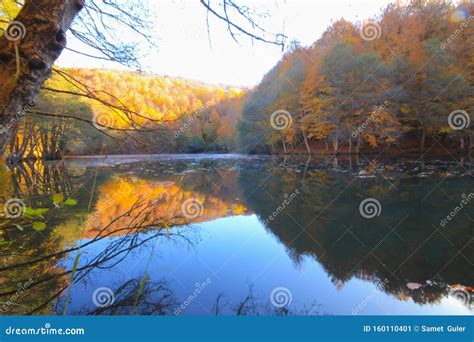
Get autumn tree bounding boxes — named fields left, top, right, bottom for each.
left=0, top=0, right=286, bottom=157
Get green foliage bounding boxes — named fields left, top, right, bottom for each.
left=53, top=194, right=65, bottom=205
left=32, top=221, right=47, bottom=231
left=65, top=199, right=78, bottom=206
left=63, top=253, right=83, bottom=315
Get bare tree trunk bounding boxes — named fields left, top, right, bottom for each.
left=420, top=130, right=426, bottom=153
left=282, top=139, right=287, bottom=154
left=302, top=127, right=311, bottom=154
left=356, top=137, right=361, bottom=155
left=298, top=106, right=311, bottom=154
left=0, top=0, right=84, bottom=156
left=270, top=140, right=275, bottom=155
left=460, top=135, right=465, bottom=151
left=303, top=155, right=311, bottom=177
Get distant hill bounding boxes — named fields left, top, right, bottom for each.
left=21, top=68, right=246, bottom=156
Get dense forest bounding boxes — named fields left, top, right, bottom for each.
left=2, top=0, right=473, bottom=160
left=8, top=68, right=244, bottom=158
left=239, top=1, right=473, bottom=154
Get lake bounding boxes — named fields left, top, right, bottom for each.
left=0, top=154, right=472, bottom=315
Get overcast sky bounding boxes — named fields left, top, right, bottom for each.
left=57, top=0, right=395, bottom=87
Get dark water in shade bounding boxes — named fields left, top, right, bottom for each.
left=0, top=154, right=472, bottom=315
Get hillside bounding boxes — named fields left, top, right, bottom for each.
left=13, top=68, right=245, bottom=157
left=239, top=1, right=473, bottom=155
left=7, top=1, right=473, bottom=160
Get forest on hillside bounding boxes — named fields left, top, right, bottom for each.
left=239, top=1, right=473, bottom=155
left=2, top=0, right=472, bottom=160
left=7, top=69, right=244, bottom=158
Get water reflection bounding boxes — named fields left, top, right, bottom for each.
left=0, top=155, right=472, bottom=315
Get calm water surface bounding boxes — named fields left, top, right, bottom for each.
left=0, top=154, right=472, bottom=315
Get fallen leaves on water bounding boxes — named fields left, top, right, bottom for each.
left=32, top=221, right=47, bottom=231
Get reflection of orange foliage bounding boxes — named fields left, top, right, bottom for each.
left=84, top=177, right=249, bottom=238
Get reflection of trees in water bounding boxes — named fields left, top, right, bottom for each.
left=79, top=278, right=175, bottom=315
left=6, top=161, right=73, bottom=199
left=0, top=200, right=186, bottom=315
left=0, top=158, right=249, bottom=315
left=1, top=156, right=472, bottom=315
left=239, top=156, right=473, bottom=310
left=83, top=161, right=250, bottom=235
left=210, top=285, right=326, bottom=316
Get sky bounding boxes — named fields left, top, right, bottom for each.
left=57, top=0, right=395, bottom=87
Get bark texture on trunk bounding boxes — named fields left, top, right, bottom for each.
left=0, top=0, right=84, bottom=156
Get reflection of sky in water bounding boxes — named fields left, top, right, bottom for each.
left=3, top=155, right=471, bottom=315
left=62, top=215, right=472, bottom=315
